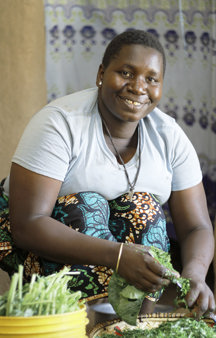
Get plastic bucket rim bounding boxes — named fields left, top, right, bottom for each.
left=0, top=305, right=86, bottom=320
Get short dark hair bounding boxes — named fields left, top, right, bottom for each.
left=102, top=29, right=166, bottom=75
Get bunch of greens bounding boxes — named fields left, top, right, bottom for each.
left=149, top=246, right=190, bottom=299
left=108, top=246, right=190, bottom=325
left=98, top=318, right=216, bottom=337
left=0, top=265, right=84, bottom=317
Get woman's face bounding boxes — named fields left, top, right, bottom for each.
left=97, top=44, right=164, bottom=123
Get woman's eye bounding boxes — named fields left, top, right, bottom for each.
left=147, top=77, right=157, bottom=84
left=121, top=71, right=132, bottom=78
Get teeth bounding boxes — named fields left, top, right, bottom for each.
left=125, top=98, right=141, bottom=106
left=125, top=98, right=133, bottom=104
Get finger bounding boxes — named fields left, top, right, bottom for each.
left=133, top=280, right=156, bottom=292
left=131, top=266, right=169, bottom=292
left=134, top=244, right=151, bottom=252
left=145, top=255, right=167, bottom=275
left=134, top=278, right=164, bottom=293
left=141, top=269, right=170, bottom=289
left=144, top=254, right=177, bottom=280
left=196, top=293, right=209, bottom=318
left=186, top=289, right=200, bottom=308
left=208, top=295, right=216, bottom=313
left=164, top=268, right=180, bottom=279
left=203, top=289, right=215, bottom=314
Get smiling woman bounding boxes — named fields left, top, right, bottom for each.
left=0, top=29, right=214, bottom=319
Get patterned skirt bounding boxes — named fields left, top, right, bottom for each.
left=0, top=182, right=169, bottom=302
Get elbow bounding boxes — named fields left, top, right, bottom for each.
left=10, top=214, right=47, bottom=253
left=10, top=217, right=32, bottom=250
left=10, top=220, right=25, bottom=249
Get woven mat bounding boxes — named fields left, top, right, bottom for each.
left=89, top=312, right=214, bottom=337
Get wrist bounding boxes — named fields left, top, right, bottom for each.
left=102, top=241, right=121, bottom=270
left=115, top=243, right=124, bottom=273
left=182, top=261, right=208, bottom=281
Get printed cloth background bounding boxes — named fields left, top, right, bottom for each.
left=44, top=0, right=216, bottom=239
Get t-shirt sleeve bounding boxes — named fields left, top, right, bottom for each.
left=12, top=107, right=72, bottom=181
left=171, top=123, right=202, bottom=191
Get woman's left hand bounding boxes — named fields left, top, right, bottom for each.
left=182, top=272, right=215, bottom=318
left=168, top=184, right=215, bottom=318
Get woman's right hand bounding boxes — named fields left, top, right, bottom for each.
left=117, top=243, right=170, bottom=293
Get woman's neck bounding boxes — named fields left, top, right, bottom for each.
left=99, top=113, right=139, bottom=141
left=102, top=120, right=139, bottom=163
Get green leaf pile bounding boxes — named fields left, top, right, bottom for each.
left=0, top=265, right=84, bottom=316
left=108, top=246, right=190, bottom=325
left=98, top=318, right=216, bottom=337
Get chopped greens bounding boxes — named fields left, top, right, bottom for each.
left=108, top=246, right=190, bottom=325
left=97, top=318, right=216, bottom=337
left=0, top=265, right=84, bottom=316
left=149, top=246, right=190, bottom=299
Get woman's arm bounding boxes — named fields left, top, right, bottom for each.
left=9, top=163, right=169, bottom=293
left=9, top=163, right=119, bottom=267
left=168, top=182, right=215, bottom=315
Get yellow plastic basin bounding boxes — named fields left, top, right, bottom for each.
left=0, top=306, right=88, bottom=337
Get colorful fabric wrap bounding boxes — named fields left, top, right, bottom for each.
left=0, top=181, right=169, bottom=302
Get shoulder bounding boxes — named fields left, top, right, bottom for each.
left=146, top=107, right=176, bottom=129
left=143, top=107, right=195, bottom=154
left=45, top=87, right=98, bottom=118
left=28, top=87, right=98, bottom=132
left=144, top=107, right=183, bottom=143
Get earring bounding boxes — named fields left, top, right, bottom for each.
left=99, top=80, right=102, bottom=86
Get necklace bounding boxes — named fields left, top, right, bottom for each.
left=100, top=116, right=142, bottom=202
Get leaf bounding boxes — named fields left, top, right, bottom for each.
left=108, top=246, right=191, bottom=325
left=108, top=272, right=146, bottom=326
left=120, top=285, right=144, bottom=300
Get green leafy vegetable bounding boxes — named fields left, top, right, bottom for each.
left=108, top=273, right=146, bottom=326
left=0, top=265, right=84, bottom=316
left=98, top=318, right=216, bottom=337
left=149, top=246, right=190, bottom=299
left=108, top=246, right=190, bottom=325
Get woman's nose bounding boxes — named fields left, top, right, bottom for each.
left=128, top=77, right=147, bottom=94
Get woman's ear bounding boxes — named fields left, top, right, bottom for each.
left=96, top=64, right=104, bottom=87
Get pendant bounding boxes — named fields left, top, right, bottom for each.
left=128, top=189, right=134, bottom=202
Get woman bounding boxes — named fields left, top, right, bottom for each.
left=0, top=30, right=214, bottom=316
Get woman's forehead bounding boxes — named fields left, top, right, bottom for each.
left=109, top=45, right=164, bottom=71
left=114, top=44, right=162, bottom=59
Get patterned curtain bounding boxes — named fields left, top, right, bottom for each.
left=44, top=0, right=216, bottom=238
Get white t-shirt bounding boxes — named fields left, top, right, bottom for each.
left=4, top=87, right=202, bottom=205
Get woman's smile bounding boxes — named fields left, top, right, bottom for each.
left=118, top=94, right=151, bottom=109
